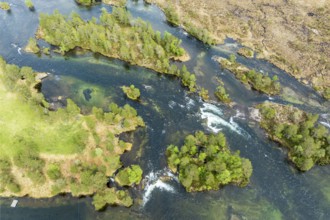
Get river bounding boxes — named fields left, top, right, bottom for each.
left=0, top=0, right=329, bottom=219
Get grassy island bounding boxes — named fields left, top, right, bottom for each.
left=35, top=8, right=197, bottom=92
left=0, top=2, right=10, bottom=10
left=122, top=85, right=140, bottom=100
left=217, top=55, right=281, bottom=95
left=257, top=102, right=330, bottom=171
left=24, top=0, right=34, bottom=10
left=25, top=38, right=40, bottom=53
left=0, top=57, right=145, bottom=210
left=166, top=131, right=252, bottom=192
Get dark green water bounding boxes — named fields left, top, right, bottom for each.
left=0, top=0, right=330, bottom=219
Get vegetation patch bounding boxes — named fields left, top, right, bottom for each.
left=24, top=0, right=34, bottom=10
left=25, top=38, right=40, bottom=54
left=145, top=0, right=330, bottom=100
left=35, top=8, right=197, bottom=92
left=214, top=79, right=231, bottom=104
left=166, top=131, right=252, bottom=192
left=257, top=102, right=330, bottom=171
left=217, top=55, right=281, bottom=95
left=0, top=1, right=10, bottom=10
left=237, top=47, right=254, bottom=58
left=122, top=85, right=140, bottom=100
left=0, top=57, right=145, bottom=210
left=115, top=165, right=143, bottom=186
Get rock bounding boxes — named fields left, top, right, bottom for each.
left=35, top=72, right=49, bottom=81
left=249, top=107, right=261, bottom=122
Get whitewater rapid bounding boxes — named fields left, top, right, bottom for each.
left=200, top=103, right=250, bottom=138
left=142, top=169, right=177, bottom=207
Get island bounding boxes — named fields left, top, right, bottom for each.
left=0, top=1, right=10, bottom=10
left=32, top=8, right=197, bottom=92
left=257, top=102, right=330, bottom=171
left=0, top=56, right=145, bottom=210
left=166, top=131, right=252, bottom=192
left=214, top=80, right=232, bottom=105
left=24, top=0, right=34, bottom=10
left=145, top=0, right=330, bottom=100
left=75, top=0, right=126, bottom=7
left=217, top=55, right=281, bottom=95
left=122, top=85, right=141, bottom=101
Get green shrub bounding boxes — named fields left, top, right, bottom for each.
left=47, top=163, right=62, bottom=180
left=115, top=165, right=143, bottom=186
left=25, top=0, right=34, bottom=9
left=122, top=85, right=140, bottom=100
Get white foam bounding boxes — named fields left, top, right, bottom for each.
left=233, top=109, right=246, bottom=120
left=143, top=84, right=152, bottom=90
left=17, top=48, right=22, bottom=55
left=320, top=121, right=330, bottom=129
left=142, top=170, right=176, bottom=206
left=185, top=96, right=195, bottom=110
left=168, top=100, right=176, bottom=109
left=200, top=103, right=249, bottom=137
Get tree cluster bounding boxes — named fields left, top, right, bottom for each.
left=219, top=56, right=281, bottom=95
left=0, top=2, right=10, bottom=10
left=215, top=85, right=231, bottom=104
left=122, top=85, right=140, bottom=100
left=92, top=188, right=132, bottom=210
left=166, top=131, right=252, bottom=192
left=25, top=0, right=34, bottom=9
left=184, top=22, right=216, bottom=45
left=36, top=8, right=197, bottom=92
left=75, top=0, right=97, bottom=6
left=258, top=103, right=330, bottom=171
left=14, top=145, right=46, bottom=184
left=0, top=158, right=21, bottom=193
left=115, top=164, right=143, bottom=186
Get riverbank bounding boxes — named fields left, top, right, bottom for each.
left=145, top=0, right=330, bottom=99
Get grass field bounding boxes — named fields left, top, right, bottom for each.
left=0, top=83, right=86, bottom=157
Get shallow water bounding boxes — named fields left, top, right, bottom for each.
left=0, top=0, right=330, bottom=219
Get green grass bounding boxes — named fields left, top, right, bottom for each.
left=0, top=85, right=86, bottom=157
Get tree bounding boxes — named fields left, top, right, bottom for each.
left=25, top=0, right=34, bottom=9
left=122, top=85, right=140, bottom=100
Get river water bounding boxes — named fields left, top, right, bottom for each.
left=0, top=0, right=329, bottom=219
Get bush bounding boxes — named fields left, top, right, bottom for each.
left=25, top=0, right=34, bottom=9
left=115, top=165, right=143, bottom=186
left=122, top=85, right=140, bottom=100
left=47, top=163, right=62, bottom=180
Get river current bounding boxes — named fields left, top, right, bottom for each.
left=0, top=1, right=329, bottom=219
